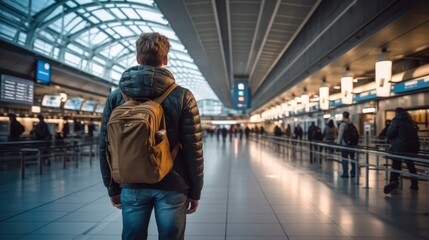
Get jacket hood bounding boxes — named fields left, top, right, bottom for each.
left=119, top=65, right=175, bottom=99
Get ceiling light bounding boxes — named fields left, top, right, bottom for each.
left=375, top=47, right=392, bottom=97
left=341, top=66, right=354, bottom=104
left=319, top=78, right=329, bottom=110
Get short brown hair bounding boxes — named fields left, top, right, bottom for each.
left=135, top=32, right=170, bottom=66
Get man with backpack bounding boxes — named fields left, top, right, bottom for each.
left=337, top=111, right=359, bottom=178
left=99, top=32, right=204, bottom=240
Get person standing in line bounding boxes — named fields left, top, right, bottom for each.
left=8, top=113, right=25, bottom=141
left=62, top=116, right=70, bottom=138
left=284, top=124, right=292, bottom=138
left=294, top=124, right=303, bottom=140
left=307, top=122, right=317, bottom=161
left=221, top=126, right=228, bottom=143
left=384, top=108, right=420, bottom=194
left=99, top=32, right=204, bottom=240
left=87, top=118, right=96, bottom=138
left=244, top=126, right=250, bottom=139
left=337, top=111, right=357, bottom=178
left=323, top=119, right=338, bottom=157
left=274, top=124, right=283, bottom=150
left=32, top=114, right=51, bottom=141
left=73, top=117, right=83, bottom=137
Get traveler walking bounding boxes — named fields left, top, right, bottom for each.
left=383, top=108, right=420, bottom=194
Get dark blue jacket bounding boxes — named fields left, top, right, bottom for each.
left=386, top=111, right=420, bottom=154
left=99, top=65, right=204, bottom=200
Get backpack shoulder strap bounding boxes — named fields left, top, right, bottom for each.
left=154, top=83, right=178, bottom=104
left=120, top=91, right=130, bottom=102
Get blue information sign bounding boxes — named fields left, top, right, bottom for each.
left=232, top=81, right=251, bottom=110
left=36, top=60, right=51, bottom=85
left=392, top=78, right=429, bottom=93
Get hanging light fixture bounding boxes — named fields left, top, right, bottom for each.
left=319, top=78, right=329, bottom=110
left=341, top=66, right=353, bottom=104
left=375, top=47, right=392, bottom=97
left=301, top=87, right=310, bottom=112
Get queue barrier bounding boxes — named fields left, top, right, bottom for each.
left=0, top=138, right=99, bottom=179
left=251, top=133, right=429, bottom=215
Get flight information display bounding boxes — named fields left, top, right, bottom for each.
left=0, top=74, right=34, bottom=105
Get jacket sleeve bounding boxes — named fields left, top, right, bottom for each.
left=99, top=90, right=123, bottom=197
left=386, top=119, right=398, bottom=140
left=179, top=90, right=204, bottom=200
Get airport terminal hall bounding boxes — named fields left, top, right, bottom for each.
left=1, top=0, right=429, bottom=239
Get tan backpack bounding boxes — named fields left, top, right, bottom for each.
left=106, top=84, right=179, bottom=184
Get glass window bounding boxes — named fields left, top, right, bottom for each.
left=93, top=9, right=115, bottom=21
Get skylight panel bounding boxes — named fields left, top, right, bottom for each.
left=65, top=1, right=78, bottom=8
left=109, top=44, right=125, bottom=56
left=31, top=0, right=55, bottom=15
left=93, top=9, right=115, bottom=21
left=38, top=30, right=56, bottom=42
left=170, top=42, right=186, bottom=52
left=67, top=43, right=84, bottom=55
left=122, top=8, right=140, bottom=19
left=64, top=16, right=84, bottom=33
left=183, top=62, right=198, bottom=70
left=127, top=0, right=154, bottom=6
left=91, top=63, right=104, bottom=76
left=112, top=26, right=134, bottom=37
left=65, top=52, right=82, bottom=67
left=18, top=32, right=27, bottom=45
left=0, top=23, right=17, bottom=40
left=174, top=52, right=193, bottom=62
left=93, top=56, right=106, bottom=65
left=3, top=0, right=27, bottom=14
left=111, top=70, right=122, bottom=82
left=111, top=8, right=127, bottom=19
left=91, top=31, right=109, bottom=45
left=138, top=25, right=152, bottom=33
left=112, top=65, right=124, bottom=73
left=69, top=21, right=87, bottom=34
left=34, top=39, right=53, bottom=54
left=129, top=25, right=142, bottom=34
left=88, top=16, right=100, bottom=24
left=135, top=9, right=167, bottom=25
left=75, top=0, right=93, bottom=5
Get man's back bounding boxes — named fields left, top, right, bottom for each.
left=387, top=111, right=419, bottom=153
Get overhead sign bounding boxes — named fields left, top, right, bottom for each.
left=232, top=80, right=251, bottom=110
left=392, top=77, right=429, bottom=94
left=36, top=59, right=51, bottom=85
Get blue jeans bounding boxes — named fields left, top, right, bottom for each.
left=121, top=188, right=187, bottom=240
left=341, top=149, right=356, bottom=176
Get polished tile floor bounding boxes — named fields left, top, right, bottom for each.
left=0, top=136, right=428, bottom=239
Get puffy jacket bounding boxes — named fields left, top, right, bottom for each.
left=386, top=111, right=420, bottom=154
left=99, top=65, right=204, bottom=200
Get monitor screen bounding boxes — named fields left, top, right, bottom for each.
left=41, top=94, right=62, bottom=108
left=0, top=74, right=34, bottom=105
left=95, top=103, right=105, bottom=113
left=36, top=59, right=52, bottom=85
left=64, top=97, right=83, bottom=110
left=81, top=100, right=96, bottom=112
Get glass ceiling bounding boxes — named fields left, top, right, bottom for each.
left=0, top=0, right=219, bottom=102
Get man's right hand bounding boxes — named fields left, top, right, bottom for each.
left=110, top=194, right=121, bottom=209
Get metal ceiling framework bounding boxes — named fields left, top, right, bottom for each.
left=0, top=0, right=218, bottom=102
left=156, top=0, right=429, bottom=113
